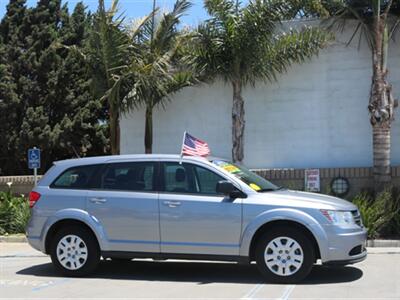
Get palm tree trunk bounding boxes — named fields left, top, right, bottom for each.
left=372, top=125, right=391, bottom=188
left=109, top=103, right=120, bottom=155
left=370, top=72, right=392, bottom=189
left=369, top=22, right=394, bottom=190
left=231, top=79, right=245, bottom=163
left=144, top=105, right=153, bottom=154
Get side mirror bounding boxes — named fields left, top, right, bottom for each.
left=216, top=180, right=246, bottom=199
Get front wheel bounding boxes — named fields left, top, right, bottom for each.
left=255, top=227, right=315, bottom=283
left=50, top=226, right=100, bottom=276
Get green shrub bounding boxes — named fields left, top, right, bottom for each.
left=0, top=191, right=30, bottom=235
left=381, top=188, right=400, bottom=237
left=352, top=189, right=400, bottom=239
left=387, top=213, right=400, bottom=237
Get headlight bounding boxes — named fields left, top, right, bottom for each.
left=320, top=210, right=355, bottom=225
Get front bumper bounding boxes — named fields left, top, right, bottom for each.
left=321, top=225, right=368, bottom=265
left=323, top=250, right=367, bottom=266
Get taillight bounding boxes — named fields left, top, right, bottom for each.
left=29, top=191, right=41, bottom=208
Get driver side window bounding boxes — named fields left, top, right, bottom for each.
left=164, top=163, right=192, bottom=193
left=162, top=162, right=225, bottom=195
left=193, top=165, right=225, bottom=195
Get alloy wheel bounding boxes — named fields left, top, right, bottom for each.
left=56, top=234, right=88, bottom=270
left=264, top=236, right=304, bottom=277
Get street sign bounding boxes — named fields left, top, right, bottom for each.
left=304, top=169, right=320, bottom=192
left=28, top=148, right=41, bottom=169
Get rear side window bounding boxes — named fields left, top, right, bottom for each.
left=51, top=165, right=99, bottom=189
left=100, top=162, right=156, bottom=192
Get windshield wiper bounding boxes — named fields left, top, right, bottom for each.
left=258, top=186, right=286, bottom=192
left=258, top=188, right=277, bottom=192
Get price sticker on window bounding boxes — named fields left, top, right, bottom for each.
left=221, top=164, right=241, bottom=174
left=249, top=183, right=261, bottom=191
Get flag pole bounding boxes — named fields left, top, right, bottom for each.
left=179, top=131, right=186, bottom=164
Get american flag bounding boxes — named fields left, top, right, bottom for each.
left=181, top=132, right=210, bottom=157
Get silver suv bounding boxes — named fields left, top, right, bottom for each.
left=27, top=154, right=367, bottom=283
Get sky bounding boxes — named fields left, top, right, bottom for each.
left=0, top=0, right=212, bottom=26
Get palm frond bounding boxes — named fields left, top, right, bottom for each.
left=151, top=0, right=192, bottom=53
left=189, top=0, right=332, bottom=86
left=88, top=0, right=132, bottom=107
left=204, top=0, right=237, bottom=20
left=119, top=0, right=194, bottom=112
left=323, top=0, right=400, bottom=49
left=127, top=10, right=156, bottom=44
left=249, top=26, right=333, bottom=85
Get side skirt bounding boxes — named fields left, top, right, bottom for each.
left=102, top=251, right=250, bottom=264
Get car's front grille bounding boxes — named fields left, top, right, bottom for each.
left=351, top=210, right=362, bottom=227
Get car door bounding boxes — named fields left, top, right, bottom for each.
left=159, top=161, right=242, bottom=256
left=45, top=164, right=101, bottom=213
left=86, top=160, right=160, bottom=252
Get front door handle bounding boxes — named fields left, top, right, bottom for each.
left=89, top=197, right=107, bottom=204
left=163, top=200, right=181, bottom=208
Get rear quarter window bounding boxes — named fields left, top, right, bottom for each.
left=50, top=164, right=100, bottom=189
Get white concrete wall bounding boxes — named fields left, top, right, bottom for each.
left=121, top=25, right=400, bottom=169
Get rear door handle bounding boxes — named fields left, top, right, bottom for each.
left=89, top=197, right=107, bottom=204
left=163, top=201, right=181, bottom=208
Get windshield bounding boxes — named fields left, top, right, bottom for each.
left=212, top=160, right=279, bottom=192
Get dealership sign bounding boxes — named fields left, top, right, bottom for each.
left=305, top=169, right=320, bottom=192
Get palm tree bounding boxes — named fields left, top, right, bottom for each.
left=120, top=0, right=194, bottom=154
left=189, top=0, right=332, bottom=163
left=86, top=0, right=130, bottom=155
left=325, top=0, right=399, bottom=189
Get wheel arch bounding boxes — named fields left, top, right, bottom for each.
left=240, top=208, right=328, bottom=261
left=248, top=220, right=321, bottom=261
left=41, top=209, right=107, bottom=254
left=44, top=218, right=101, bottom=254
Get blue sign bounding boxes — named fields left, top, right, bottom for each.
left=28, top=148, right=41, bottom=169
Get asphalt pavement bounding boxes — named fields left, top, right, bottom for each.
left=0, top=243, right=399, bottom=299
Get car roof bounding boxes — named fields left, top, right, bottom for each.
left=53, top=154, right=229, bottom=167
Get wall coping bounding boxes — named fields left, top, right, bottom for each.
left=251, top=166, right=400, bottom=180
left=0, top=175, right=43, bottom=184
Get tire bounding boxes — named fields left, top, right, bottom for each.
left=255, top=226, right=315, bottom=283
left=50, top=225, right=100, bottom=276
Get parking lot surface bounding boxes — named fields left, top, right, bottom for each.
left=1, top=243, right=399, bottom=299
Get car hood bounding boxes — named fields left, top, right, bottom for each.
left=255, top=189, right=356, bottom=210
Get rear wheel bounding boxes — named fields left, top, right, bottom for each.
left=50, top=226, right=100, bottom=276
left=255, top=227, right=315, bottom=283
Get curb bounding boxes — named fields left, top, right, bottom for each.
left=366, top=240, right=400, bottom=248
left=0, top=235, right=27, bottom=243
left=367, top=247, right=400, bottom=254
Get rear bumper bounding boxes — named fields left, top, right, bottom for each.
left=27, top=235, right=44, bottom=252
left=26, top=216, right=46, bottom=253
